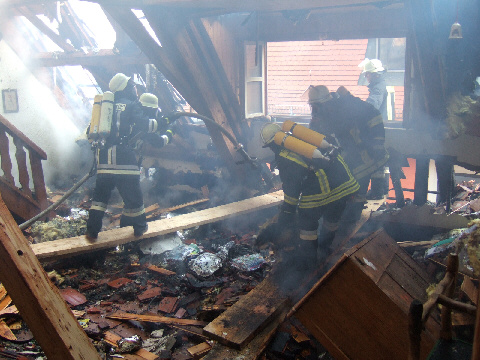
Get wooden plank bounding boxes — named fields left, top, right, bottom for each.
left=0, top=320, right=16, bottom=341
left=203, top=276, right=290, bottom=349
left=461, top=276, right=478, bottom=305
left=203, top=305, right=289, bottom=360
left=187, top=342, right=212, bottom=359
left=0, top=192, right=101, bottom=360
left=370, top=203, right=469, bottom=231
left=0, top=284, right=6, bottom=302
left=0, top=295, right=12, bottom=311
left=107, top=312, right=208, bottom=327
left=31, top=191, right=283, bottom=261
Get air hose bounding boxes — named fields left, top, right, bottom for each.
left=165, top=111, right=259, bottom=169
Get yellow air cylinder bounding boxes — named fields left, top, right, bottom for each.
left=273, top=131, right=317, bottom=159
left=98, top=91, right=115, bottom=137
left=282, top=120, right=325, bottom=147
left=88, top=94, right=103, bottom=141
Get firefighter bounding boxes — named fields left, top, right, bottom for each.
left=138, top=92, right=175, bottom=149
left=308, top=85, right=389, bottom=221
left=358, top=58, right=388, bottom=120
left=260, top=122, right=359, bottom=282
left=358, top=58, right=389, bottom=199
left=86, top=73, right=151, bottom=240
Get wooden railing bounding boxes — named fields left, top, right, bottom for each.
left=0, top=114, right=49, bottom=222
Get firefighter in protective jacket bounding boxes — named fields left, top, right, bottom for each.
left=86, top=73, right=159, bottom=239
left=308, top=85, right=389, bottom=220
left=261, top=122, right=359, bottom=276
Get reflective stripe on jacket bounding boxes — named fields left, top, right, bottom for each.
left=277, top=149, right=359, bottom=209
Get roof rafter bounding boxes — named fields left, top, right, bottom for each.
left=34, top=49, right=150, bottom=67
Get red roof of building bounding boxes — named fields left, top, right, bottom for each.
left=267, top=40, right=404, bottom=121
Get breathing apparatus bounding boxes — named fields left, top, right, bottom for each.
left=262, top=120, right=338, bottom=164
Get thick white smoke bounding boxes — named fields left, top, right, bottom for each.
left=0, top=40, right=93, bottom=189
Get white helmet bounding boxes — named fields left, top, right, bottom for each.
left=109, top=73, right=131, bottom=92
left=358, top=58, right=385, bottom=73
left=139, top=93, right=159, bottom=108
left=261, top=123, right=282, bottom=146
left=308, top=85, right=333, bottom=104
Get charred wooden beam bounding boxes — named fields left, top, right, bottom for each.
left=407, top=0, right=447, bottom=122
left=103, top=5, right=245, bottom=179
left=86, top=0, right=404, bottom=13
left=15, top=6, right=75, bottom=52
left=34, top=49, right=150, bottom=67
left=254, top=5, right=407, bottom=41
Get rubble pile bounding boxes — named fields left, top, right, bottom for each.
left=0, top=215, right=332, bottom=359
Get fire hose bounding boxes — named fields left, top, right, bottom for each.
left=18, top=154, right=97, bottom=230
left=18, top=112, right=272, bottom=230
left=166, top=112, right=258, bottom=167
left=165, top=111, right=275, bottom=188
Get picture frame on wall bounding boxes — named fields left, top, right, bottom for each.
left=2, top=89, right=19, bottom=113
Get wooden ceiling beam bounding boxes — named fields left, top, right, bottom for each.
left=34, top=49, right=150, bottom=67
left=103, top=5, right=248, bottom=179
left=90, top=0, right=403, bottom=13
left=226, top=5, right=407, bottom=42
left=16, top=6, right=75, bottom=52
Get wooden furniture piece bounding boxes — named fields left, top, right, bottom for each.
left=0, top=114, right=49, bottom=222
left=290, top=228, right=440, bottom=360
left=409, top=253, right=477, bottom=360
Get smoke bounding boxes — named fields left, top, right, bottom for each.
left=0, top=40, right=93, bottom=189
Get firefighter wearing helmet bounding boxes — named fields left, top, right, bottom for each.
left=358, top=58, right=388, bottom=121
left=358, top=58, right=389, bottom=199
left=259, top=121, right=359, bottom=290
left=138, top=92, right=175, bottom=150
left=86, top=73, right=156, bottom=240
left=308, top=84, right=389, bottom=221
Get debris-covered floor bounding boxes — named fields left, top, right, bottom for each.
left=2, top=178, right=480, bottom=359
left=0, top=183, right=335, bottom=360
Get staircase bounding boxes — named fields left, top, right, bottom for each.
left=0, top=114, right=49, bottom=222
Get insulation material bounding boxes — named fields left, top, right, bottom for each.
left=446, top=93, right=480, bottom=139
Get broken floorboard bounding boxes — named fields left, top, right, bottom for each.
left=30, top=190, right=284, bottom=261
left=203, top=275, right=291, bottom=350
left=0, top=193, right=101, bottom=360
left=203, top=304, right=290, bottom=360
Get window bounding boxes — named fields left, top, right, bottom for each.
left=244, top=42, right=265, bottom=118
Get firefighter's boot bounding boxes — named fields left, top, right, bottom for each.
left=317, top=230, right=336, bottom=264
left=297, top=239, right=318, bottom=272
left=367, top=177, right=386, bottom=200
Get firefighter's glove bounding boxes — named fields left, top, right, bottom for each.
left=325, top=145, right=340, bottom=160
left=310, top=156, right=331, bottom=169
left=164, top=128, right=175, bottom=143
left=159, top=112, right=181, bottom=125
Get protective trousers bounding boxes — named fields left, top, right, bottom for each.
left=87, top=173, right=146, bottom=236
left=298, top=198, right=347, bottom=263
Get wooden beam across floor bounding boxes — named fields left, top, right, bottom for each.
left=31, top=190, right=284, bottom=261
